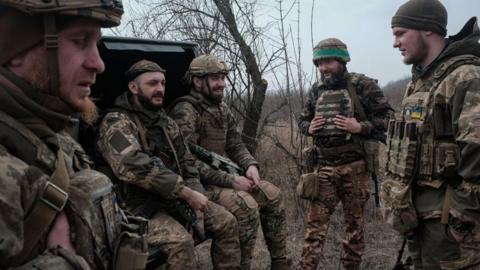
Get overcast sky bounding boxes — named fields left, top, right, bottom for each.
left=116, top=0, right=479, bottom=87
left=263, top=0, right=480, bottom=86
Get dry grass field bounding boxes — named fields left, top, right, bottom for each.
left=194, top=123, right=404, bottom=270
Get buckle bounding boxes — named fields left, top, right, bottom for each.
left=41, top=181, right=69, bottom=212
left=44, top=34, right=58, bottom=49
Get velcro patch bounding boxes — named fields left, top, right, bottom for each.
left=110, top=131, right=132, bottom=154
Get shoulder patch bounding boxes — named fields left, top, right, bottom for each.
left=110, top=130, right=132, bottom=154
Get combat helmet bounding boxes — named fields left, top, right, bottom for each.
left=312, top=38, right=350, bottom=65
left=0, top=0, right=123, bottom=94
left=185, top=54, right=229, bottom=84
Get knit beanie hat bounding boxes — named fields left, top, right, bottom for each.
left=392, top=0, right=448, bottom=37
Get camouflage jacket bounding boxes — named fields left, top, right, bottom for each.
left=297, top=71, right=392, bottom=164
left=169, top=90, right=258, bottom=188
left=409, top=19, right=480, bottom=185
left=97, top=92, right=205, bottom=209
left=0, top=72, right=111, bottom=269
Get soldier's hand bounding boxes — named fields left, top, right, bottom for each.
left=334, top=115, right=362, bottom=134
left=233, top=176, right=254, bottom=192
left=245, top=165, right=261, bottom=188
left=308, top=116, right=326, bottom=135
left=179, top=187, right=209, bottom=212
left=47, top=212, right=76, bottom=254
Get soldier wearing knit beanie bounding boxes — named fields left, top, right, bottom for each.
left=392, top=0, right=448, bottom=37
left=386, top=1, right=480, bottom=270
left=391, top=0, right=449, bottom=67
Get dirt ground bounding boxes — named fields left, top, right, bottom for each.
left=192, top=128, right=404, bottom=270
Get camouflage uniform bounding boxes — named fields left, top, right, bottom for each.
left=97, top=91, right=241, bottom=270
left=169, top=56, right=287, bottom=270
left=385, top=17, right=480, bottom=270
left=0, top=1, right=130, bottom=269
left=296, top=39, right=392, bottom=270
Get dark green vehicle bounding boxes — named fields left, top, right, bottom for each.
left=92, top=36, right=197, bottom=109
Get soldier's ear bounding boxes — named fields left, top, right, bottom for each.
left=128, top=81, right=138, bottom=94
left=6, top=43, right=45, bottom=73
left=192, top=76, right=203, bottom=89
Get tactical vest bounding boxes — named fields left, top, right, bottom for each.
left=172, top=95, right=228, bottom=156
left=385, top=55, right=480, bottom=187
left=311, top=76, right=365, bottom=161
left=314, top=88, right=354, bottom=139
left=0, top=110, right=121, bottom=268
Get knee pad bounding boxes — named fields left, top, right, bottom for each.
left=219, top=188, right=259, bottom=211
left=258, top=181, right=281, bottom=201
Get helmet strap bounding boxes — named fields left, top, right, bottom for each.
left=43, top=14, right=60, bottom=96
left=203, top=75, right=214, bottom=97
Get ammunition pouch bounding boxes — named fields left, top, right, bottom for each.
left=386, top=120, right=418, bottom=179
left=380, top=177, right=418, bottom=234
left=113, top=216, right=149, bottom=270
left=71, top=170, right=148, bottom=270
left=296, top=172, right=321, bottom=200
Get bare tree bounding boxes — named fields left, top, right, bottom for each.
left=120, top=0, right=288, bottom=156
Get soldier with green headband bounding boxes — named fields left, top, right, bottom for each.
left=296, top=38, right=392, bottom=270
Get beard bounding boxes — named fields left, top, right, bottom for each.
left=207, top=87, right=223, bottom=104
left=137, top=89, right=163, bottom=111
left=321, top=64, right=345, bottom=87
left=80, top=97, right=99, bottom=125
left=201, top=83, right=224, bottom=104
left=404, top=35, right=429, bottom=66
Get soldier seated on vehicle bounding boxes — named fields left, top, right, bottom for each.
left=169, top=54, right=289, bottom=270
left=96, top=59, right=241, bottom=270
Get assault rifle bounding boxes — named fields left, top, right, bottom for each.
left=187, top=142, right=243, bottom=175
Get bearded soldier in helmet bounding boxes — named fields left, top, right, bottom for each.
left=169, top=54, right=288, bottom=270
left=296, top=38, right=392, bottom=270
left=381, top=0, right=480, bottom=269
left=96, top=59, right=242, bottom=270
left=0, top=1, right=150, bottom=270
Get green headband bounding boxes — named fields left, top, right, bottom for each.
left=313, top=48, right=350, bottom=60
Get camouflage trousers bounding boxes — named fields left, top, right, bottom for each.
left=207, top=180, right=287, bottom=270
left=297, top=159, right=369, bottom=270
left=147, top=201, right=241, bottom=270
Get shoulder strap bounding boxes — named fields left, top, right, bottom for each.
left=161, top=126, right=182, bottom=176
left=0, top=112, right=70, bottom=263
left=20, top=150, right=70, bottom=262
left=131, top=113, right=151, bottom=153
left=168, top=95, right=204, bottom=114
left=346, top=76, right=368, bottom=122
